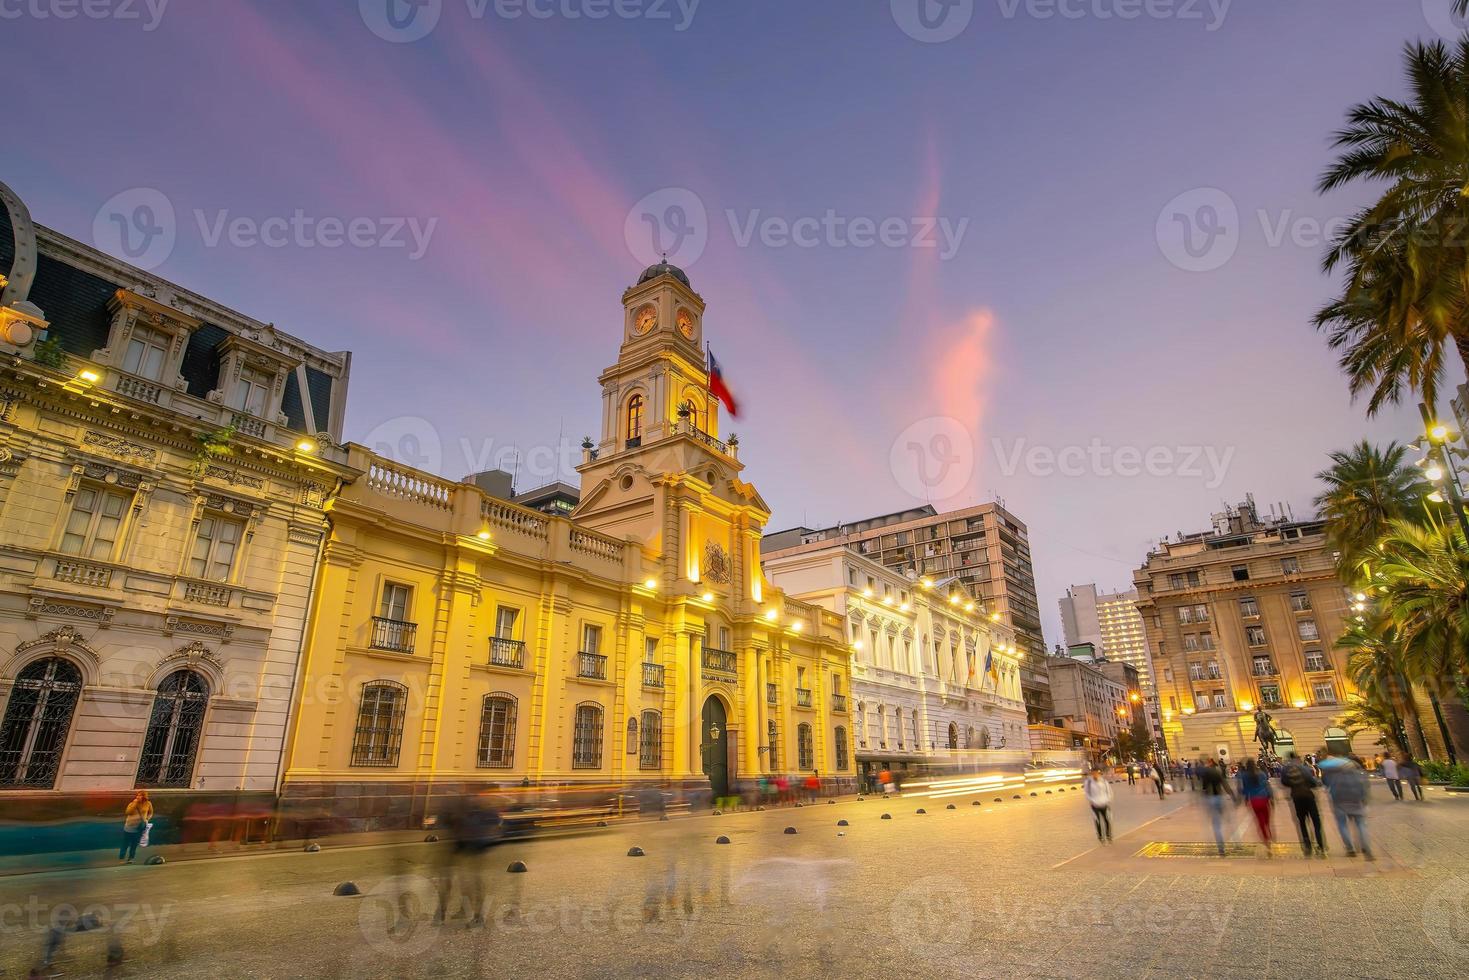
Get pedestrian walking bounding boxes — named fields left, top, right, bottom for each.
left=1238, top=759, right=1274, bottom=851
left=1399, top=755, right=1424, bottom=802
left=1279, top=752, right=1326, bottom=857
left=119, top=790, right=153, bottom=864
left=1084, top=769, right=1113, bottom=843
left=1184, top=760, right=1196, bottom=790
left=1126, top=762, right=1136, bottom=786
left=1198, top=759, right=1237, bottom=856
left=1318, top=749, right=1373, bottom=860
left=1381, top=753, right=1402, bottom=801
left=1152, top=762, right=1167, bottom=800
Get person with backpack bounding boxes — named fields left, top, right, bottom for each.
left=1318, top=748, right=1373, bottom=860
left=1279, top=752, right=1326, bottom=857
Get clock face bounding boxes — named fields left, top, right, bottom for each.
left=677, top=308, right=695, bottom=340
left=633, top=304, right=658, bottom=335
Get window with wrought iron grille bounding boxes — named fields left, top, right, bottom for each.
left=477, top=694, right=516, bottom=768
left=0, top=657, right=83, bottom=789
left=350, top=681, right=407, bottom=767
left=60, top=485, right=131, bottom=561
left=767, top=719, right=779, bottom=769
left=639, top=710, right=661, bottom=769
left=834, top=726, right=849, bottom=770
left=136, top=669, right=210, bottom=787
left=1297, top=619, right=1319, bottom=642
left=572, top=702, right=603, bottom=769
left=189, top=513, right=244, bottom=582
left=797, top=723, right=814, bottom=771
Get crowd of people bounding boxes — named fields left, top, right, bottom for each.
left=1086, top=745, right=1424, bottom=860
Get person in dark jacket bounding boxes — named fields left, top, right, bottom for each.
left=1198, top=759, right=1237, bottom=856
left=1280, top=752, right=1326, bottom=857
left=1319, top=750, right=1373, bottom=860
left=1398, top=755, right=1425, bottom=802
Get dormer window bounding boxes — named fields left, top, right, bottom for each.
left=122, top=324, right=171, bottom=381
left=231, top=366, right=273, bottom=416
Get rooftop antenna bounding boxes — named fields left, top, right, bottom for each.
left=510, top=446, right=522, bottom=495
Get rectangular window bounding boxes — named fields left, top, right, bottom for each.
left=1245, top=625, right=1267, bottom=647
left=477, top=696, right=516, bottom=768
left=1260, top=684, right=1282, bottom=706
left=1168, top=695, right=1178, bottom=710
left=1199, top=631, right=1215, bottom=650
left=1188, top=663, right=1203, bottom=681
left=645, top=637, right=658, bottom=663
left=494, top=606, right=518, bottom=639
left=1311, top=682, right=1338, bottom=704
left=1206, top=660, right=1221, bottom=680
left=1212, top=693, right=1226, bottom=709
left=230, top=366, right=273, bottom=416
left=1163, top=667, right=1173, bottom=683
left=1281, top=557, right=1302, bottom=575
left=1305, top=651, right=1328, bottom=672
left=1252, top=656, right=1275, bottom=676
left=122, top=325, right=170, bottom=380
left=1183, top=634, right=1199, bottom=652
left=639, top=711, right=662, bottom=769
left=1297, top=619, right=1319, bottom=642
left=1231, top=564, right=1250, bottom=582
left=60, top=485, right=130, bottom=560
left=1177, top=606, right=1194, bottom=624
left=1290, top=591, right=1312, bottom=612
left=1239, top=597, right=1260, bottom=618
left=379, top=582, right=411, bottom=621
left=189, top=514, right=244, bottom=582
left=582, top=624, right=602, bottom=654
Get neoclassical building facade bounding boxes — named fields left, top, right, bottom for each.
left=763, top=540, right=1029, bottom=786
left=280, top=263, right=854, bottom=827
left=0, top=182, right=354, bottom=815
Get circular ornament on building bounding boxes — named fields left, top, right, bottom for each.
left=633, top=304, right=657, bottom=335
left=677, top=307, right=695, bottom=339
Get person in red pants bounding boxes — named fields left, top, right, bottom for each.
left=1238, top=759, right=1274, bottom=853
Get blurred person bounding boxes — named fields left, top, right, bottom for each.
left=1198, top=759, right=1237, bottom=856
left=1183, top=760, right=1196, bottom=790
left=1238, top=759, right=1274, bottom=852
left=1399, top=755, right=1424, bottom=802
left=1318, top=749, right=1373, bottom=860
left=1381, top=752, right=1402, bottom=801
left=1152, top=763, right=1167, bottom=800
left=120, top=790, right=153, bottom=864
left=1280, top=752, right=1326, bottom=857
left=803, top=771, right=821, bottom=804
left=1084, top=768, right=1113, bottom=843
left=1126, top=762, right=1137, bottom=786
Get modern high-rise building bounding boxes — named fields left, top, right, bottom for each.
left=1059, top=583, right=1155, bottom=693
left=763, top=501, right=1049, bottom=722
left=1132, top=494, right=1376, bottom=763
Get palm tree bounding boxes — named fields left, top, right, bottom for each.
left=1313, top=440, right=1429, bottom=576
left=1368, top=519, right=1469, bottom=758
left=1315, top=37, right=1469, bottom=411
left=1340, top=619, right=1427, bottom=758
left=1339, top=694, right=1406, bottom=755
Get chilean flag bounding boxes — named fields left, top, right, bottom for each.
left=707, top=347, right=740, bottom=418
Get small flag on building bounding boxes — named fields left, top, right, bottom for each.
left=706, top=346, right=740, bottom=418
left=984, top=648, right=998, bottom=686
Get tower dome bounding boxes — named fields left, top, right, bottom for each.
left=636, top=260, right=691, bottom=289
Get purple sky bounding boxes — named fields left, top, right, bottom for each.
left=7, top=0, right=1458, bottom=645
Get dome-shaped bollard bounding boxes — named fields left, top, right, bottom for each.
left=946, top=803, right=956, bottom=810
left=507, top=860, right=528, bottom=873
left=715, top=835, right=731, bottom=844
left=837, top=819, right=849, bottom=826
left=145, top=855, right=167, bottom=865
left=304, top=843, right=321, bottom=853
left=915, top=808, right=927, bottom=814
left=881, top=813, right=892, bottom=820
left=627, top=846, right=645, bottom=857
left=783, top=827, right=797, bottom=835
left=333, top=882, right=361, bottom=896
left=424, top=834, right=439, bottom=842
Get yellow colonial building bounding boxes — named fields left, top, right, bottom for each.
left=280, top=262, right=853, bottom=826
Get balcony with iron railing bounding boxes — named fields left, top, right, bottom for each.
left=578, top=651, right=608, bottom=680
left=831, top=694, right=847, bottom=712
left=795, top=687, right=813, bottom=708
left=1251, top=662, right=1278, bottom=677
left=642, top=662, right=665, bottom=688
left=489, top=637, right=526, bottom=669
left=371, top=617, right=417, bottom=653
left=701, top=647, right=737, bottom=679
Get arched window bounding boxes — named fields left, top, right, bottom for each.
left=639, top=710, right=661, bottom=769
left=0, top=657, right=83, bottom=788
left=979, top=727, right=991, bottom=749
left=834, top=726, right=849, bottom=770
left=767, top=719, right=779, bottom=771
left=477, top=693, right=516, bottom=768
left=136, top=670, right=210, bottom=788
left=947, top=722, right=958, bottom=750
left=625, top=394, right=644, bottom=446
left=626, top=716, right=639, bottom=755
left=573, top=702, right=603, bottom=769
left=350, top=681, right=407, bottom=767
left=797, top=723, right=814, bottom=771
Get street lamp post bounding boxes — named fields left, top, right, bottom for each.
left=1419, top=402, right=1469, bottom=540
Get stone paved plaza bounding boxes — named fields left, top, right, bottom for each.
left=2, top=781, right=1467, bottom=979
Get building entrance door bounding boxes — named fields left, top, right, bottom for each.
left=701, top=696, right=729, bottom=800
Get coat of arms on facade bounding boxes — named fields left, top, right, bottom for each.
left=703, top=541, right=732, bottom=584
